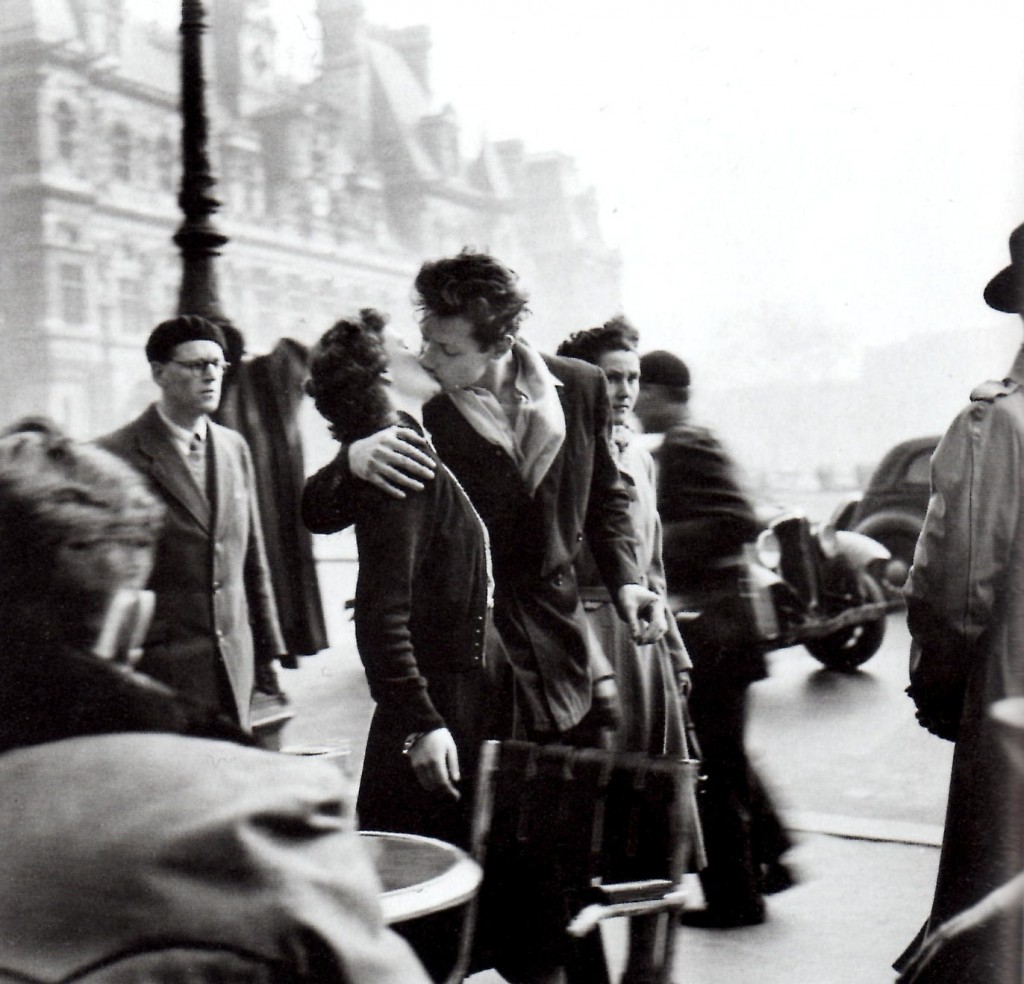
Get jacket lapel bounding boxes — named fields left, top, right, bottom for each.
left=135, top=405, right=211, bottom=531
left=208, top=422, right=236, bottom=539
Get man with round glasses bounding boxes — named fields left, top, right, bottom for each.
left=99, top=315, right=289, bottom=728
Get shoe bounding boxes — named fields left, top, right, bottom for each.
left=759, top=861, right=797, bottom=895
left=677, top=904, right=766, bottom=929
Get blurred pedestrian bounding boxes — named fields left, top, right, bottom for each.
left=98, top=315, right=291, bottom=729
left=0, top=426, right=429, bottom=983
left=558, top=319, right=694, bottom=983
left=895, top=222, right=1024, bottom=983
left=635, top=350, right=793, bottom=928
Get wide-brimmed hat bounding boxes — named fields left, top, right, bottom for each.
left=984, top=223, right=1024, bottom=313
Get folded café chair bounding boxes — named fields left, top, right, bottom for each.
left=446, top=739, right=705, bottom=984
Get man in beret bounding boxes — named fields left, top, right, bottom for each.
left=894, top=224, right=1024, bottom=983
left=634, top=350, right=793, bottom=928
left=99, top=315, right=290, bottom=729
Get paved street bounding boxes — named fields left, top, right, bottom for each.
left=278, top=549, right=950, bottom=983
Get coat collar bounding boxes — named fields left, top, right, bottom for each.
left=133, top=404, right=212, bottom=531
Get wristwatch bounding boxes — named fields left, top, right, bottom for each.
left=402, top=732, right=426, bottom=756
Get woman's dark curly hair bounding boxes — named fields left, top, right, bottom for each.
left=305, top=309, right=394, bottom=444
left=556, top=315, right=639, bottom=367
left=414, top=249, right=530, bottom=348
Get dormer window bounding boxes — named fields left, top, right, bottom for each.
left=55, top=101, right=77, bottom=163
left=111, top=123, right=131, bottom=181
left=155, top=135, right=175, bottom=192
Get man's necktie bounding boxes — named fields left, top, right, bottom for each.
left=187, top=433, right=207, bottom=498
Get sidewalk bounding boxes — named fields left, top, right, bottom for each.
left=281, top=557, right=942, bottom=984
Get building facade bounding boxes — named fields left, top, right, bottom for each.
left=0, top=0, right=622, bottom=437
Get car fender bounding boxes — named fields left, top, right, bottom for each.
left=835, top=529, right=891, bottom=568
left=829, top=494, right=861, bottom=530
left=853, top=509, right=923, bottom=542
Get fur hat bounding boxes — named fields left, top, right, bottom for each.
left=984, top=223, right=1024, bottom=314
left=145, top=315, right=228, bottom=363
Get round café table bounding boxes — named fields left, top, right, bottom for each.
left=360, top=830, right=483, bottom=925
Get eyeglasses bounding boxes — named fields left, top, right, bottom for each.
left=168, top=359, right=231, bottom=376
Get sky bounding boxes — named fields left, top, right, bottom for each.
left=272, top=0, right=1024, bottom=386
left=144, top=1, right=1024, bottom=388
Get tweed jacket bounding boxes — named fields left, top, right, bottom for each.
left=99, top=404, right=286, bottom=726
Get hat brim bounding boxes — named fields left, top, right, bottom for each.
left=984, top=265, right=1024, bottom=314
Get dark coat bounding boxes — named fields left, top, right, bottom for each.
left=344, top=423, right=492, bottom=846
left=216, top=339, right=327, bottom=658
left=303, top=354, right=640, bottom=733
left=99, top=404, right=286, bottom=726
left=654, top=421, right=762, bottom=597
left=0, top=644, right=254, bottom=755
left=896, top=355, right=1024, bottom=983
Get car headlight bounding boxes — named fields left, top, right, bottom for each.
left=755, top=529, right=782, bottom=569
left=817, top=523, right=840, bottom=559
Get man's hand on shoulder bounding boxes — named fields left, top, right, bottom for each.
left=349, top=425, right=436, bottom=499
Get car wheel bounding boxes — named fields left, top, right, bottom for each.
left=870, top=530, right=918, bottom=588
left=804, top=573, right=887, bottom=671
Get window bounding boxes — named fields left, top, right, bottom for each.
left=904, top=450, right=933, bottom=487
left=118, top=277, right=143, bottom=331
left=59, top=263, right=86, bottom=325
left=111, top=123, right=131, bottom=181
left=55, top=101, right=77, bottom=163
left=155, top=135, right=175, bottom=192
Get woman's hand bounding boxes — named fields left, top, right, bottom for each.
left=407, top=728, right=461, bottom=799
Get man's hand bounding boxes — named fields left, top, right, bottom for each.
left=676, top=668, right=692, bottom=699
left=407, top=728, right=461, bottom=799
left=617, top=583, right=669, bottom=644
left=349, top=425, right=436, bottom=499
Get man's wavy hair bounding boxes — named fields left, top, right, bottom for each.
left=414, top=249, right=530, bottom=348
left=306, top=309, right=393, bottom=444
left=0, top=424, right=164, bottom=633
left=556, top=315, right=639, bottom=366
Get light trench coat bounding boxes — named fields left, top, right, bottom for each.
left=897, top=346, right=1024, bottom=983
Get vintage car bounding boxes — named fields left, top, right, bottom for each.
left=831, top=435, right=939, bottom=585
left=674, top=510, right=904, bottom=673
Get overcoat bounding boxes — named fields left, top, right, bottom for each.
left=216, top=339, right=327, bottom=657
left=0, top=733, right=429, bottom=983
left=99, top=404, right=286, bottom=726
left=897, top=347, right=1024, bottom=983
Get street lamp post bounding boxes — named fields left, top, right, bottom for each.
left=174, top=0, right=229, bottom=322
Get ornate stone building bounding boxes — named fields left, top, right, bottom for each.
left=0, top=0, right=622, bottom=437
